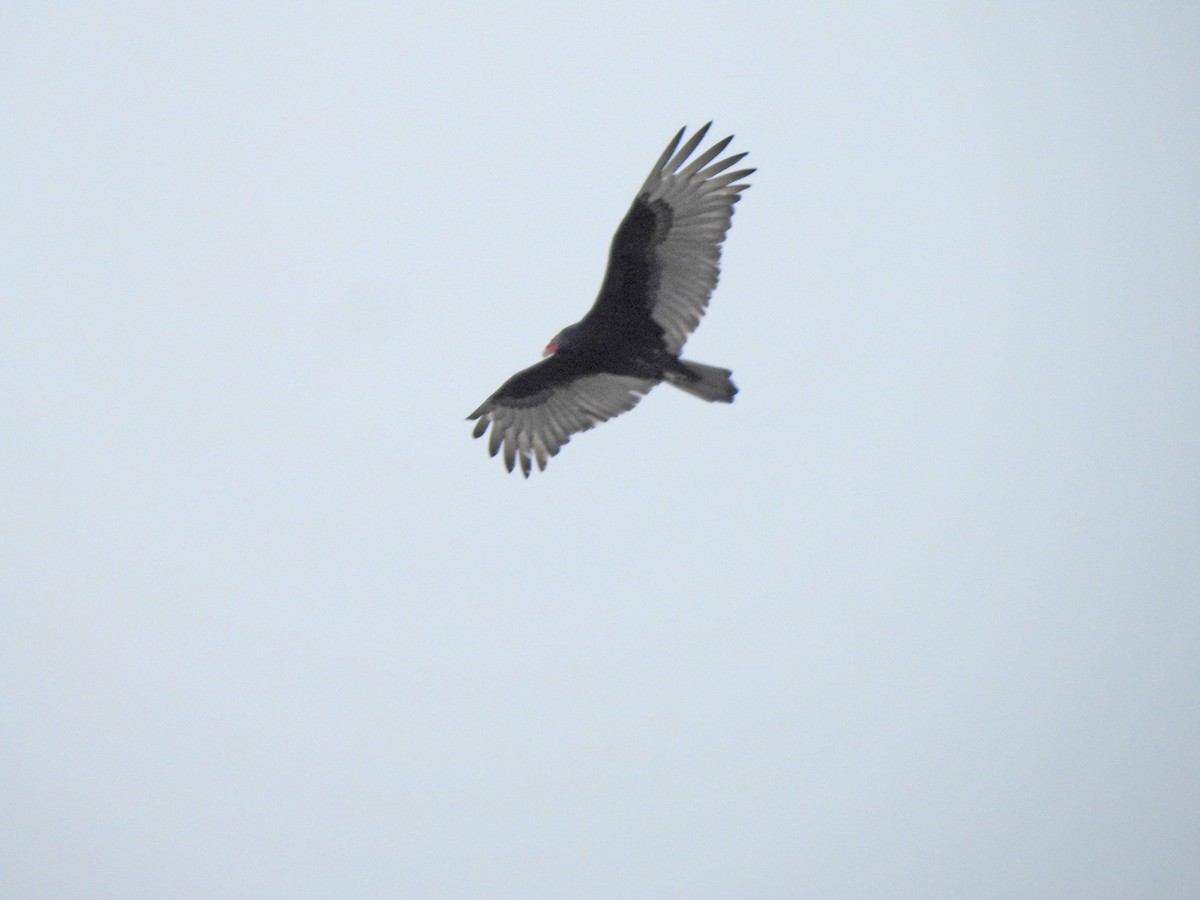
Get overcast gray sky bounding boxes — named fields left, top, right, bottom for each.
left=4, top=2, right=1199, bottom=897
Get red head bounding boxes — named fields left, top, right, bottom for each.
left=543, top=323, right=581, bottom=357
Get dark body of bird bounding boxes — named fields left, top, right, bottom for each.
left=468, top=123, right=753, bottom=476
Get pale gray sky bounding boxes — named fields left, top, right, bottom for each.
left=3, top=2, right=1199, bottom=897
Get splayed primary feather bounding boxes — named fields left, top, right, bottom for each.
left=468, top=123, right=753, bottom=476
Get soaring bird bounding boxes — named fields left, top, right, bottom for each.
left=468, top=123, right=753, bottom=476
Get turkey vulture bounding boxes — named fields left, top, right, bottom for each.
left=468, top=122, right=753, bottom=476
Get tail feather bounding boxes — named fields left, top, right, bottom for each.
left=665, top=360, right=737, bottom=403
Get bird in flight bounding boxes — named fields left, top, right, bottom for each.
left=468, top=122, right=753, bottom=476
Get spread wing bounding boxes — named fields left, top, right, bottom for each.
left=468, top=353, right=657, bottom=477
left=587, top=123, right=754, bottom=355
left=467, top=124, right=751, bottom=476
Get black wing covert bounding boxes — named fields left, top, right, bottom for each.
left=468, top=354, right=656, bottom=477
left=588, top=123, right=754, bottom=354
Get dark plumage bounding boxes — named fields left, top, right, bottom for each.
left=468, top=123, right=753, bottom=476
